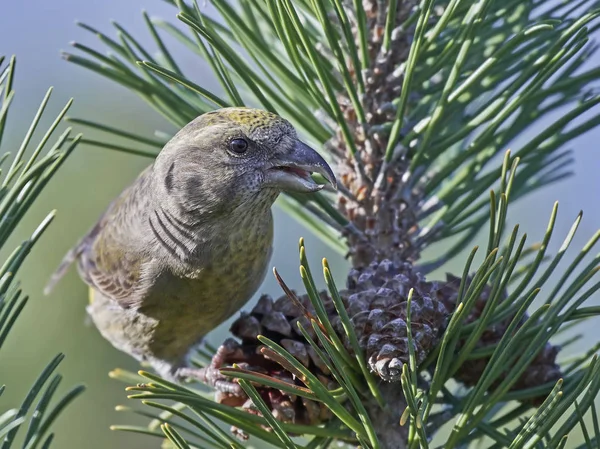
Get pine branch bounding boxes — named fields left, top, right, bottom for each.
left=113, top=153, right=600, bottom=448
left=0, top=56, right=84, bottom=449
left=57, top=0, right=600, bottom=448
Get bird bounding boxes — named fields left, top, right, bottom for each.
left=45, top=107, right=336, bottom=389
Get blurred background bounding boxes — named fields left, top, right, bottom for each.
left=1, top=1, right=599, bottom=448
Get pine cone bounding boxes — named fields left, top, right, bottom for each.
left=438, top=274, right=562, bottom=404
left=211, top=259, right=448, bottom=429
left=338, top=259, right=448, bottom=381
left=211, top=263, right=560, bottom=438
left=212, top=293, right=337, bottom=427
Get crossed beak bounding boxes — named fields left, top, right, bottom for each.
left=263, top=140, right=337, bottom=193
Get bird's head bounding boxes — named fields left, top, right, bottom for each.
left=153, top=107, right=336, bottom=215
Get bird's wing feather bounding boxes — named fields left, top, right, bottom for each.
left=45, top=167, right=153, bottom=309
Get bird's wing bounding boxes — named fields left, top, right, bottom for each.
left=45, top=167, right=153, bottom=309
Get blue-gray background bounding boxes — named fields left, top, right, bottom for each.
left=1, top=1, right=599, bottom=447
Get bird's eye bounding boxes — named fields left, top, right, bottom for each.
left=229, top=138, right=248, bottom=154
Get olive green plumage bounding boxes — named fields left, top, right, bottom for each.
left=45, top=107, right=336, bottom=381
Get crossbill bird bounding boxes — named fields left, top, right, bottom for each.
left=45, top=107, right=336, bottom=389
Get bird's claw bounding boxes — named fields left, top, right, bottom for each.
left=176, top=338, right=245, bottom=395
left=176, top=365, right=244, bottom=395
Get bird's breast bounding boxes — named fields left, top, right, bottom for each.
left=138, top=209, right=274, bottom=360
left=195, top=209, right=274, bottom=313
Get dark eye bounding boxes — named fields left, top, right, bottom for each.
left=229, top=138, right=248, bottom=154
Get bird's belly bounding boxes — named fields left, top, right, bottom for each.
left=89, top=247, right=270, bottom=366
left=87, top=210, right=274, bottom=369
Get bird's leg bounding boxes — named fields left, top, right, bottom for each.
left=176, top=338, right=245, bottom=395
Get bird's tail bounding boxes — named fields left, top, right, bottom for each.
left=43, top=242, right=84, bottom=295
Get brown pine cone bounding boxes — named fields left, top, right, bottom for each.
left=211, top=293, right=336, bottom=427
left=438, top=274, right=562, bottom=403
left=337, top=259, right=449, bottom=381
left=210, top=259, right=449, bottom=429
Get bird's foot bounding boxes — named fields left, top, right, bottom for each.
left=176, top=338, right=245, bottom=395
left=176, top=366, right=243, bottom=395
